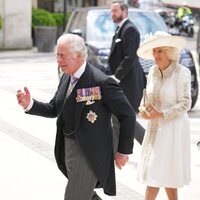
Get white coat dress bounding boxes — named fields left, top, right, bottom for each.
left=137, top=63, right=191, bottom=188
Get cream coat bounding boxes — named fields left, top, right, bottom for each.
left=137, top=63, right=191, bottom=187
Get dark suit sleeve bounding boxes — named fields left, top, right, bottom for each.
left=26, top=73, right=69, bottom=118
left=27, top=96, right=57, bottom=118
left=115, top=26, right=140, bottom=80
left=102, top=77, right=136, bottom=154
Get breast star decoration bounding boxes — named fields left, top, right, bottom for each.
left=86, top=110, right=98, bottom=123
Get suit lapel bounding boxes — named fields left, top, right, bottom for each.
left=61, top=75, right=70, bottom=97
left=63, top=64, right=91, bottom=133
left=110, top=20, right=130, bottom=56
left=119, top=19, right=129, bottom=34
left=58, top=75, right=70, bottom=111
left=110, top=31, right=119, bottom=55
left=74, top=64, right=91, bottom=131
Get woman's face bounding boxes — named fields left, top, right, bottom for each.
left=153, top=47, right=171, bottom=70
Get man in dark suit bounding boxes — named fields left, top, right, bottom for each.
left=108, top=0, right=146, bottom=145
left=16, top=34, right=135, bottom=200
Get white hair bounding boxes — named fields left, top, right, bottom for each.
left=57, top=33, right=88, bottom=60
left=160, top=47, right=180, bottom=63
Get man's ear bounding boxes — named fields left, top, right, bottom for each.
left=72, top=53, right=79, bottom=59
left=73, top=52, right=82, bottom=60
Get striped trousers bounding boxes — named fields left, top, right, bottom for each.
left=64, top=136, right=102, bottom=200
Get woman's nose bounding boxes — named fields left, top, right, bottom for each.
left=153, top=53, right=157, bottom=58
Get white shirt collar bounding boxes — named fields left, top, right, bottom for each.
left=73, top=61, right=86, bottom=79
left=118, top=18, right=128, bottom=28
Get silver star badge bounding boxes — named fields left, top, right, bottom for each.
left=86, top=110, right=97, bottom=123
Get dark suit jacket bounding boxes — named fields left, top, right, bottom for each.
left=108, top=19, right=146, bottom=112
left=27, top=64, right=135, bottom=196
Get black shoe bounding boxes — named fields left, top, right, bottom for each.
left=91, top=191, right=102, bottom=200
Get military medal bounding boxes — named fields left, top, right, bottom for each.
left=76, top=86, right=102, bottom=103
left=86, top=110, right=97, bottom=123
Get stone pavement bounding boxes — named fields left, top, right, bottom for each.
left=0, top=48, right=200, bottom=200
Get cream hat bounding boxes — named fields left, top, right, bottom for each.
left=137, top=31, right=186, bottom=60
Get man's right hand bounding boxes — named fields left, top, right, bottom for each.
left=115, top=152, right=129, bottom=170
left=16, top=87, right=31, bottom=109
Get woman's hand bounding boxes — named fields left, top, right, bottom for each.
left=139, top=105, right=163, bottom=119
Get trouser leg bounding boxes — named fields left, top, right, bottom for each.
left=64, top=137, right=99, bottom=200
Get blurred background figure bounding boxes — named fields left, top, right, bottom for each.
left=175, top=1, right=194, bottom=37
left=108, top=0, right=146, bottom=147
left=176, top=1, right=192, bottom=21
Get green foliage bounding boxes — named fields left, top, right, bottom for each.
left=32, top=8, right=56, bottom=27
left=52, top=13, right=64, bottom=27
left=51, top=12, right=71, bottom=27
left=0, top=15, right=2, bottom=30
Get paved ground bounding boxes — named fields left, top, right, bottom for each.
left=0, top=48, right=199, bottom=200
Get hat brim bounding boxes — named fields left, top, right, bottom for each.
left=137, top=36, right=186, bottom=60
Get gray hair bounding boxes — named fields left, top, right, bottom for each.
left=112, top=0, right=128, bottom=12
left=57, top=33, right=88, bottom=60
left=161, top=47, right=180, bottom=63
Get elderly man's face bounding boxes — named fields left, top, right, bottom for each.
left=56, top=42, right=80, bottom=75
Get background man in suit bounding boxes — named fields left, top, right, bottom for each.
left=108, top=0, right=146, bottom=145
left=16, top=33, right=135, bottom=200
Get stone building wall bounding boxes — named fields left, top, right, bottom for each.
left=0, top=0, right=4, bottom=48
left=0, top=0, right=32, bottom=49
left=54, top=0, right=112, bottom=12
left=0, top=0, right=112, bottom=49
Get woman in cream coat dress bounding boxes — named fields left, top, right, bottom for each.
left=136, top=31, right=191, bottom=200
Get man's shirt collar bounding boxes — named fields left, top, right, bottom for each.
left=118, top=18, right=128, bottom=28
left=73, top=61, right=86, bottom=79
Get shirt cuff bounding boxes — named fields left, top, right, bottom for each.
left=25, top=98, right=34, bottom=112
left=117, top=152, right=129, bottom=156
left=110, top=75, right=120, bottom=83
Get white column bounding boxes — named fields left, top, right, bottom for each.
left=0, top=0, right=32, bottom=49
left=0, top=0, right=4, bottom=47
